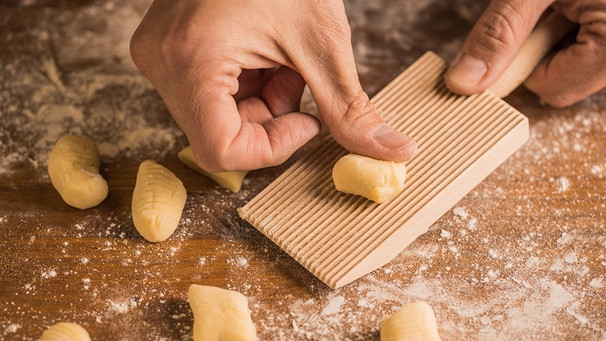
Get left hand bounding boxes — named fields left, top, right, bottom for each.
left=445, top=0, right=606, bottom=107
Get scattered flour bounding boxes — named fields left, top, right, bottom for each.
left=4, top=324, right=21, bottom=334
left=108, top=298, right=138, bottom=314
left=229, top=256, right=249, bottom=268
left=556, top=177, right=570, bottom=193
left=452, top=207, right=468, bottom=220
left=41, top=269, right=58, bottom=279
left=589, top=278, right=603, bottom=289
left=321, top=296, right=346, bottom=316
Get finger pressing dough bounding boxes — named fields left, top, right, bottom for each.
left=332, top=153, right=407, bottom=203
left=132, top=160, right=187, bottom=242
left=48, top=135, right=108, bottom=209
left=188, top=284, right=257, bottom=341
left=38, top=322, right=91, bottom=341
left=380, top=301, right=441, bottom=341
left=178, top=146, right=248, bottom=192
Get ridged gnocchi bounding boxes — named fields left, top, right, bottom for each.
left=188, top=284, right=257, bottom=341
left=38, top=322, right=91, bottom=341
left=47, top=135, right=108, bottom=209
left=131, top=160, right=187, bottom=242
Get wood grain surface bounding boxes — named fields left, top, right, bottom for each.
left=1, top=1, right=605, bottom=340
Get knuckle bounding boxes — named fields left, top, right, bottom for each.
left=474, top=2, right=525, bottom=55
left=582, top=21, right=606, bottom=49
left=343, top=91, right=378, bottom=126
left=324, top=18, right=352, bottom=43
left=328, top=90, right=383, bottom=142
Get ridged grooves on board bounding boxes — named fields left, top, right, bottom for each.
left=238, top=52, right=529, bottom=288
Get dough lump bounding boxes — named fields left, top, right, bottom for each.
left=332, top=153, right=407, bottom=203
left=38, top=322, right=91, bottom=341
left=132, top=160, right=187, bottom=242
left=380, top=301, right=441, bottom=341
left=47, top=135, right=108, bottom=209
left=188, top=284, right=257, bottom=341
left=178, top=146, right=248, bottom=192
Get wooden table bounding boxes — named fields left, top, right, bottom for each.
left=1, top=1, right=605, bottom=340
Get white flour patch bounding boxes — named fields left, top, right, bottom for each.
left=322, top=296, right=346, bottom=316
left=556, top=177, right=570, bottom=193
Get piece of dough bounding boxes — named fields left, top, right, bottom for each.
left=38, top=322, right=91, bottom=341
left=332, top=153, right=407, bottom=203
left=132, top=160, right=187, bottom=242
left=188, top=284, right=257, bottom=341
left=380, top=301, right=441, bottom=341
left=178, top=146, right=248, bottom=192
left=47, top=135, right=108, bottom=209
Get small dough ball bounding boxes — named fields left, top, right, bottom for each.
left=178, top=146, right=248, bottom=192
left=188, top=284, right=257, bottom=341
left=380, top=301, right=441, bottom=341
left=48, top=135, right=108, bottom=209
left=332, top=153, right=407, bottom=203
left=38, top=322, right=91, bottom=341
left=132, top=160, right=187, bottom=242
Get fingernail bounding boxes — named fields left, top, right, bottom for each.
left=448, top=53, right=487, bottom=87
left=373, top=124, right=417, bottom=153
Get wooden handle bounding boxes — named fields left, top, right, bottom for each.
left=487, top=11, right=577, bottom=98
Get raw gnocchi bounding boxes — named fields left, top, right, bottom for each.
left=188, top=284, right=257, bottom=341
left=178, top=146, right=248, bottom=192
left=332, top=153, right=407, bottom=203
left=380, top=301, right=441, bottom=341
left=47, top=135, right=108, bottom=209
left=131, top=160, right=187, bottom=242
left=38, top=322, right=91, bottom=341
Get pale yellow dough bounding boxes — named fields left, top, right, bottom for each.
left=332, top=153, right=407, bottom=203
left=380, top=301, right=441, bottom=341
left=132, top=160, right=187, bottom=242
left=38, top=322, right=91, bottom=341
left=48, top=135, right=108, bottom=210
left=188, top=284, right=257, bottom=341
left=178, top=146, right=248, bottom=192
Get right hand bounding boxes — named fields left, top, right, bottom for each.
left=130, top=0, right=417, bottom=172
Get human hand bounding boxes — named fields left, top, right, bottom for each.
left=445, top=0, right=606, bottom=107
left=130, top=0, right=417, bottom=172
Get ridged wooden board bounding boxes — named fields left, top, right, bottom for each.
left=238, top=51, right=529, bottom=288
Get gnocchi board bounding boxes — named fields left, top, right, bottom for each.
left=238, top=13, right=574, bottom=289
left=238, top=51, right=528, bottom=288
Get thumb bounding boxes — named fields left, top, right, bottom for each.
left=318, top=74, right=417, bottom=163
left=313, top=81, right=417, bottom=163
left=445, top=0, right=553, bottom=95
left=290, top=6, right=416, bottom=162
